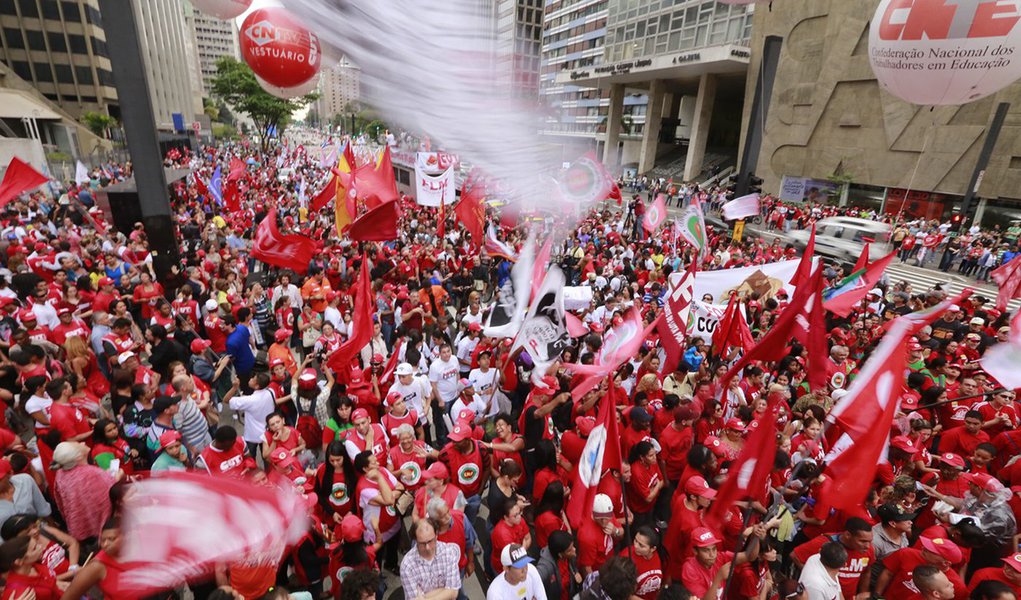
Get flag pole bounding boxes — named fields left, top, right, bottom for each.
left=719, top=506, right=754, bottom=600
left=609, top=373, right=634, bottom=559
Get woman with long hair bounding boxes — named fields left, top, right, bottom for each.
left=352, top=450, right=402, bottom=570
left=321, top=394, right=355, bottom=451
left=627, top=440, right=665, bottom=529
left=90, top=419, right=137, bottom=474
left=313, top=441, right=357, bottom=525
left=534, top=480, right=569, bottom=549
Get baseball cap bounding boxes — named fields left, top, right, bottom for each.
left=269, top=358, right=285, bottom=368
left=457, top=408, right=476, bottom=424
left=965, top=471, right=1001, bottom=493
left=117, top=351, right=136, bottom=365
left=384, top=390, right=403, bottom=406
left=459, top=378, right=474, bottom=390
left=592, top=493, right=614, bottom=517
left=1003, top=553, right=1021, bottom=573
left=690, top=527, right=722, bottom=548
left=98, top=276, right=114, bottom=287
left=966, top=333, right=981, bottom=341
left=920, top=537, right=963, bottom=563
left=948, top=304, right=961, bottom=312
left=274, top=328, right=292, bottom=341
left=190, top=339, right=212, bottom=354
left=395, top=363, right=414, bottom=376
left=56, top=306, right=71, bottom=317
left=725, top=418, right=747, bottom=432
left=17, top=309, right=35, bottom=322
left=685, top=476, right=717, bottom=499
left=868, top=288, right=883, bottom=297
left=468, top=322, right=482, bottom=332
left=159, top=430, right=182, bottom=452
left=877, top=503, right=915, bottom=523
left=906, top=340, right=922, bottom=351
left=703, top=436, right=726, bottom=457
left=447, top=420, right=472, bottom=442
left=204, top=298, right=219, bottom=312
left=422, top=462, right=449, bottom=481
left=371, top=353, right=384, bottom=364
left=576, top=416, right=596, bottom=437
left=970, top=317, right=985, bottom=325
left=629, top=406, right=652, bottom=423
left=152, top=395, right=179, bottom=414
left=339, top=513, right=365, bottom=543
left=298, top=368, right=317, bottom=389
left=937, top=452, right=965, bottom=469
left=533, top=376, right=558, bottom=395
left=351, top=408, right=370, bottom=423
left=890, top=436, right=915, bottom=453
left=501, top=543, right=533, bottom=568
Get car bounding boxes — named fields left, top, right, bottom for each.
left=788, top=217, right=892, bottom=265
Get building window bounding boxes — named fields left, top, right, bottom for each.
left=26, top=30, right=44, bottom=51
left=0, top=1, right=15, bottom=16
left=3, top=27, right=24, bottom=50
left=47, top=31, right=66, bottom=52
left=33, top=62, right=52, bottom=82
left=16, top=0, right=37, bottom=18
left=68, top=34, right=86, bottom=54
left=97, top=68, right=114, bottom=87
left=11, top=60, right=31, bottom=81
left=75, top=66, right=93, bottom=84
left=41, top=0, right=58, bottom=20
left=90, top=36, right=107, bottom=58
left=84, top=4, right=101, bottom=26
left=55, top=63, right=72, bottom=83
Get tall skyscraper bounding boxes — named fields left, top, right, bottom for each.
left=132, top=0, right=203, bottom=131
left=316, top=58, right=361, bottom=123
left=0, top=0, right=119, bottom=119
left=183, top=1, right=239, bottom=97
left=495, top=0, right=544, bottom=98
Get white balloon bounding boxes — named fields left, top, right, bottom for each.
left=190, top=0, right=252, bottom=20
left=256, top=73, right=320, bottom=99
left=869, top=0, right=1021, bottom=105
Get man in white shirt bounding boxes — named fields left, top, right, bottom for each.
left=389, top=363, right=432, bottom=427
left=468, top=350, right=503, bottom=417
left=487, top=544, right=546, bottom=600
left=271, top=274, right=303, bottom=310
left=428, top=344, right=460, bottom=440
left=799, top=541, right=847, bottom=600
left=224, top=372, right=278, bottom=458
left=455, top=323, right=481, bottom=376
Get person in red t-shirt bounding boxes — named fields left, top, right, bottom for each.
left=632, top=526, right=664, bottom=600
left=489, top=497, right=529, bottom=575
left=875, top=537, right=967, bottom=600
left=970, top=553, right=1021, bottom=597
left=939, top=410, right=990, bottom=457
left=791, top=517, right=875, bottom=600
left=627, top=440, right=664, bottom=526
left=46, top=378, right=91, bottom=444
left=576, top=493, right=623, bottom=577
left=198, top=426, right=248, bottom=478
left=681, top=525, right=766, bottom=598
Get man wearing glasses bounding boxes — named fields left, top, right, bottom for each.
left=400, top=519, right=460, bottom=600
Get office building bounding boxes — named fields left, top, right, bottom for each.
left=132, top=0, right=203, bottom=131
left=184, top=2, right=239, bottom=97
left=316, top=58, right=361, bottom=123
left=546, top=0, right=754, bottom=179
left=0, top=0, right=119, bottom=120
left=740, top=0, right=1021, bottom=226
left=495, top=0, right=544, bottom=98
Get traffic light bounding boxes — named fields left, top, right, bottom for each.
left=748, top=174, right=764, bottom=196
left=724, top=173, right=739, bottom=200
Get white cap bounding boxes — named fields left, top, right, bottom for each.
left=395, top=363, right=414, bottom=376
left=869, top=288, right=883, bottom=297
left=204, top=298, right=219, bottom=312
left=592, top=493, right=614, bottom=517
left=970, top=317, right=985, bottom=325
left=117, top=351, right=136, bottom=365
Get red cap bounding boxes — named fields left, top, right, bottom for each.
left=371, top=353, right=384, bottom=364
left=56, top=306, right=71, bottom=316
left=965, top=472, right=1000, bottom=493
left=351, top=408, right=370, bottom=423
left=0, top=297, right=16, bottom=309
left=1003, top=553, right=1021, bottom=572
left=703, top=436, right=726, bottom=456
left=159, top=430, right=182, bottom=451
left=298, top=368, right=317, bottom=388
left=457, top=408, right=476, bottom=423
left=576, top=416, right=596, bottom=437
left=937, top=452, right=965, bottom=469
left=920, top=537, right=963, bottom=563
left=533, top=376, right=558, bottom=395
left=590, top=322, right=605, bottom=333
left=16, top=309, right=35, bottom=322
left=725, top=418, right=747, bottom=432
left=338, top=513, right=365, bottom=543
left=468, top=322, right=482, bottom=332
left=890, top=436, right=915, bottom=453
left=684, top=476, right=717, bottom=499
left=274, top=328, right=292, bottom=341
left=269, top=358, right=285, bottom=368
left=447, top=420, right=472, bottom=442
left=422, top=462, right=449, bottom=481
left=98, top=276, right=114, bottom=287
left=190, top=339, right=212, bottom=354
left=690, top=527, right=722, bottom=548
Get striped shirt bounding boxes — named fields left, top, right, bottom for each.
left=174, top=398, right=212, bottom=454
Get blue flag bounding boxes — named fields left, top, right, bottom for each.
left=210, top=165, right=223, bottom=206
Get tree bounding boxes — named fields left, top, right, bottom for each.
left=365, top=119, right=386, bottom=140
left=81, top=111, right=116, bottom=138
left=209, top=57, right=317, bottom=150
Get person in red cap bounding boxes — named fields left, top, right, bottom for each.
left=681, top=524, right=766, bottom=598
left=381, top=391, right=421, bottom=445
left=875, top=537, right=967, bottom=600
left=438, top=419, right=489, bottom=525
left=876, top=436, right=920, bottom=486
left=151, top=430, right=188, bottom=473
left=412, top=462, right=467, bottom=522
left=48, top=306, right=89, bottom=347
left=268, top=328, right=297, bottom=375
left=327, top=513, right=375, bottom=599
left=970, top=553, right=1021, bottom=596
left=342, top=408, right=388, bottom=468
left=665, top=475, right=716, bottom=582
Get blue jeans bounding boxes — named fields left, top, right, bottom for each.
left=464, top=494, right=482, bottom=527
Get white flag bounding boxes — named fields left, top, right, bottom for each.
left=982, top=313, right=1021, bottom=389
left=483, top=233, right=535, bottom=339
left=721, top=193, right=760, bottom=221
left=75, top=161, right=90, bottom=185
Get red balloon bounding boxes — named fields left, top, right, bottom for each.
left=240, top=7, right=321, bottom=89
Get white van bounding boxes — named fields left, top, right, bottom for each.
left=789, top=217, right=892, bottom=265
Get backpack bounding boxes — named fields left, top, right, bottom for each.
left=296, top=395, right=322, bottom=451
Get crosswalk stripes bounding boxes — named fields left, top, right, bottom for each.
left=884, top=264, right=1021, bottom=312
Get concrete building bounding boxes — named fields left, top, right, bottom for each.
left=551, top=0, right=754, bottom=180
left=0, top=0, right=119, bottom=120
left=316, top=59, right=361, bottom=123
left=132, top=0, right=203, bottom=132
left=496, top=0, right=545, bottom=98
left=183, top=2, right=239, bottom=97
left=739, top=0, right=1021, bottom=227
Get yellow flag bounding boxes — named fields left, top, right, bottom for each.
left=334, top=156, right=353, bottom=234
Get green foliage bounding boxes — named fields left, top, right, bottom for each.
left=365, top=119, right=386, bottom=140
left=212, top=123, right=238, bottom=140
left=80, top=111, right=116, bottom=138
left=210, top=57, right=317, bottom=150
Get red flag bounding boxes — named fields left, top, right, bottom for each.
left=705, top=398, right=779, bottom=529
left=116, top=472, right=308, bottom=596
left=310, top=173, right=336, bottom=212
left=0, top=157, right=48, bottom=208
left=347, top=200, right=400, bottom=242
left=609, top=180, right=622, bottom=205
left=817, top=320, right=912, bottom=513
left=223, top=180, right=240, bottom=212
left=566, top=312, right=589, bottom=338
left=353, top=147, right=399, bottom=210
left=853, top=242, right=870, bottom=274
left=437, top=201, right=446, bottom=240
left=192, top=172, right=209, bottom=197
left=823, top=251, right=896, bottom=318
left=789, top=223, right=816, bottom=289
left=566, top=379, right=623, bottom=528
left=326, top=256, right=375, bottom=373
left=251, top=208, right=317, bottom=274
left=792, top=267, right=829, bottom=392
left=720, top=264, right=819, bottom=392
left=658, top=263, right=695, bottom=371
left=642, top=194, right=668, bottom=233
left=455, top=171, right=486, bottom=247
left=343, top=143, right=357, bottom=171
left=380, top=338, right=404, bottom=390
left=227, top=157, right=246, bottom=182
left=992, top=256, right=1021, bottom=311
left=713, top=293, right=754, bottom=359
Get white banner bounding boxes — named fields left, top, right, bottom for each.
left=563, top=286, right=594, bottom=311
left=416, top=152, right=459, bottom=175
left=688, top=300, right=746, bottom=343
left=415, top=166, right=456, bottom=207
left=673, top=259, right=816, bottom=304
left=721, top=193, right=760, bottom=220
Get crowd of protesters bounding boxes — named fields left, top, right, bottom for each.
left=0, top=135, right=1015, bottom=600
